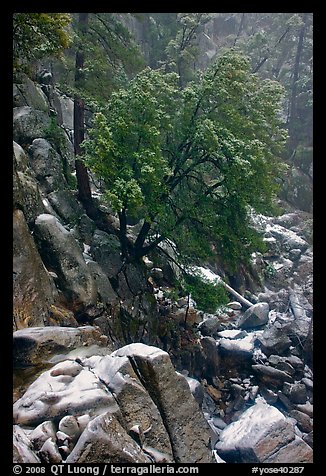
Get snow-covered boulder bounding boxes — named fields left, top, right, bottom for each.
left=215, top=398, right=312, bottom=463
left=238, top=302, right=269, bottom=329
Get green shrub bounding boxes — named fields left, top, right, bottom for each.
left=183, top=272, right=229, bottom=313
left=43, top=117, right=76, bottom=189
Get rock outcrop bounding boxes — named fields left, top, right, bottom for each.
left=13, top=210, right=57, bottom=329
left=13, top=325, right=109, bottom=368
left=13, top=341, right=213, bottom=463
left=34, top=214, right=97, bottom=312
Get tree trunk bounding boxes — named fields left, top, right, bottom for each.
left=220, top=281, right=253, bottom=308
left=74, top=13, right=92, bottom=205
left=288, top=13, right=308, bottom=153
left=233, top=13, right=245, bottom=46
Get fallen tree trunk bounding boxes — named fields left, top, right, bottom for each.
left=220, top=281, right=253, bottom=309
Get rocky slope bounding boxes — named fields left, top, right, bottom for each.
left=13, top=72, right=313, bottom=464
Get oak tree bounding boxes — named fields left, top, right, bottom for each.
left=82, top=50, right=287, bottom=270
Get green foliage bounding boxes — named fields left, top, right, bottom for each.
left=82, top=49, right=287, bottom=268
left=183, top=273, right=229, bottom=313
left=43, top=117, right=75, bottom=188
left=82, top=68, right=178, bottom=217
left=222, top=13, right=313, bottom=153
left=165, top=13, right=212, bottom=86
left=43, top=117, right=66, bottom=152
left=66, top=13, right=145, bottom=104
left=13, top=13, right=71, bottom=75
left=264, top=263, right=277, bottom=279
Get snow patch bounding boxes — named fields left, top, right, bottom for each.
left=191, top=266, right=221, bottom=283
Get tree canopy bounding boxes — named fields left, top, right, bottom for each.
left=13, top=13, right=71, bottom=75
left=82, top=50, right=287, bottom=270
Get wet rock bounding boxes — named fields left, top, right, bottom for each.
left=13, top=77, right=49, bottom=111
left=301, top=378, right=313, bottom=391
left=184, top=376, right=204, bottom=407
left=13, top=107, right=49, bottom=145
left=259, top=386, right=278, bottom=404
left=283, top=383, right=307, bottom=404
left=14, top=165, right=45, bottom=224
left=217, top=329, right=247, bottom=339
left=58, top=416, right=81, bottom=443
left=13, top=141, right=29, bottom=171
left=113, top=343, right=213, bottom=463
left=257, top=289, right=289, bottom=312
left=56, top=431, right=71, bottom=447
left=87, top=261, right=118, bottom=306
left=28, top=138, right=67, bottom=193
left=303, top=431, right=313, bottom=448
left=295, top=402, right=313, bottom=418
left=282, top=166, right=313, bottom=213
left=277, top=391, right=294, bottom=412
left=38, top=70, right=53, bottom=85
left=29, top=421, right=57, bottom=451
left=13, top=209, right=57, bottom=330
left=286, top=355, right=305, bottom=370
left=256, top=324, right=292, bottom=356
left=215, top=398, right=295, bottom=463
left=290, top=410, right=313, bottom=433
left=266, top=222, right=309, bottom=252
left=264, top=435, right=313, bottom=463
left=66, top=412, right=151, bottom=463
left=252, top=364, right=293, bottom=388
left=13, top=426, right=41, bottom=463
left=288, top=248, right=302, bottom=261
left=90, top=230, right=123, bottom=279
left=53, top=92, right=74, bottom=130
left=238, top=302, right=269, bottom=329
left=38, top=437, right=62, bottom=463
left=47, top=190, right=84, bottom=225
left=13, top=325, right=109, bottom=367
left=219, top=337, right=254, bottom=368
left=268, top=355, right=295, bottom=375
left=212, top=416, right=227, bottom=430
left=78, top=214, right=96, bottom=245
left=201, top=336, right=220, bottom=376
left=302, top=320, right=313, bottom=367
left=198, top=316, right=223, bottom=336
left=249, top=385, right=259, bottom=401
left=34, top=214, right=97, bottom=311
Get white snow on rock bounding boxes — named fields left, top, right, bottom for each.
left=13, top=359, right=119, bottom=426
left=215, top=397, right=295, bottom=462
left=218, top=330, right=263, bottom=354
left=191, top=266, right=221, bottom=283
left=112, top=342, right=168, bottom=360
left=217, top=330, right=247, bottom=339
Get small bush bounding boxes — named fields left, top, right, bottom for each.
left=43, top=118, right=76, bottom=189
left=43, top=117, right=66, bottom=152
left=183, top=272, right=229, bottom=313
